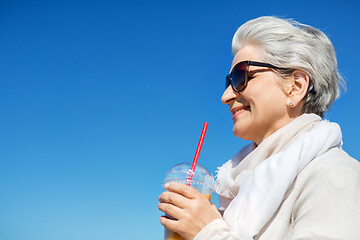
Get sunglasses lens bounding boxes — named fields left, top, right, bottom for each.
left=231, top=62, right=247, bottom=91
left=225, top=75, right=231, bottom=89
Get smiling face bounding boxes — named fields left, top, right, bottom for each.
left=221, top=45, right=294, bottom=145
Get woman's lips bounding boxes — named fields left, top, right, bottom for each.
left=231, top=106, right=250, bottom=120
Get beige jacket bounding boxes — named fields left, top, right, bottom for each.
left=194, top=124, right=360, bottom=240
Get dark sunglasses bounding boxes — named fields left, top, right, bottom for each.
left=225, top=61, right=287, bottom=92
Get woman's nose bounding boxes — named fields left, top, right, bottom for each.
left=221, top=86, right=237, bottom=104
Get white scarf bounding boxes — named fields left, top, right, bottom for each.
left=215, top=114, right=342, bottom=240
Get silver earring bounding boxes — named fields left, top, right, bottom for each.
left=289, top=102, right=294, bottom=107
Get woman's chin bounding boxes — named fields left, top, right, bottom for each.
left=232, top=127, right=250, bottom=140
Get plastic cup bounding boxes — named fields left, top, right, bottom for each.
left=163, top=163, right=214, bottom=240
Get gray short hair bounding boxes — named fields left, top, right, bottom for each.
left=232, top=16, right=345, bottom=117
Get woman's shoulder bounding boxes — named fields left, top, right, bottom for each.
left=302, top=147, right=358, bottom=174
left=288, top=148, right=360, bottom=239
left=296, top=147, right=360, bottom=191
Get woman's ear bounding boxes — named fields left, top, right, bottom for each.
left=286, top=70, right=310, bottom=108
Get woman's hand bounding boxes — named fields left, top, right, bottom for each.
left=158, top=182, right=222, bottom=240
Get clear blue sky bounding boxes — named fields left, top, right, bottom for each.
left=1, top=0, right=359, bottom=239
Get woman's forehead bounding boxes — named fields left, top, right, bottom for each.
left=230, top=45, right=263, bottom=71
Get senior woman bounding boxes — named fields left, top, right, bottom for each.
left=158, top=16, right=360, bottom=240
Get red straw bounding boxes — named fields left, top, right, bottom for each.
left=186, top=122, right=209, bottom=186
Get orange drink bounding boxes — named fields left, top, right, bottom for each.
left=162, top=163, right=214, bottom=240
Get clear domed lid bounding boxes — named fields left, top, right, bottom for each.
left=163, top=163, right=214, bottom=190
